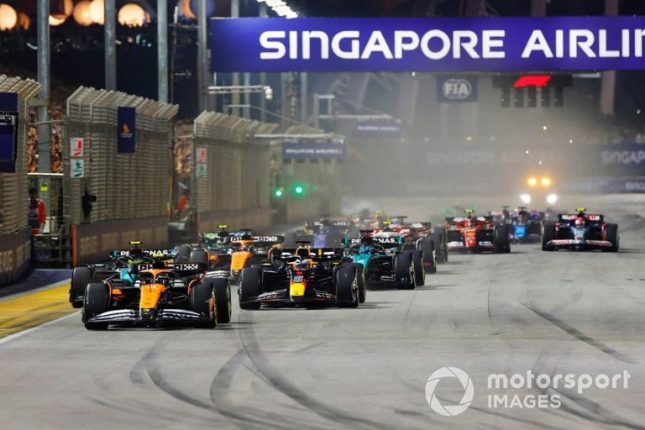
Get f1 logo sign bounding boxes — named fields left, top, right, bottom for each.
left=71, top=137, right=84, bottom=158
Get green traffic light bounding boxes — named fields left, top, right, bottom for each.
left=274, top=189, right=283, bottom=198
left=294, top=185, right=304, bottom=194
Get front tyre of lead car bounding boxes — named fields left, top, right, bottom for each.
left=603, top=223, right=619, bottom=252
left=191, top=281, right=216, bottom=328
left=494, top=225, right=511, bottom=253
left=412, top=250, right=426, bottom=286
left=355, top=263, right=366, bottom=304
left=70, top=266, right=94, bottom=308
left=420, top=239, right=436, bottom=274
left=394, top=252, right=415, bottom=289
left=212, top=278, right=232, bottom=323
left=83, top=282, right=109, bottom=330
left=239, top=267, right=262, bottom=310
left=542, top=223, right=556, bottom=251
left=337, top=264, right=359, bottom=308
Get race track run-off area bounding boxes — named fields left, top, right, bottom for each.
left=1, top=195, right=645, bottom=430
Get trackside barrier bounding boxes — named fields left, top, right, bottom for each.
left=65, top=87, right=178, bottom=265
left=0, top=76, right=40, bottom=287
left=191, top=111, right=279, bottom=232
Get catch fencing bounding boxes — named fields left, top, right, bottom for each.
left=0, top=75, right=40, bottom=286
left=65, top=87, right=178, bottom=265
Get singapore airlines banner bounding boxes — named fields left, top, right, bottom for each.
left=210, top=16, right=645, bottom=72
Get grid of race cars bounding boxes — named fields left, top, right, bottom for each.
left=69, top=206, right=619, bottom=330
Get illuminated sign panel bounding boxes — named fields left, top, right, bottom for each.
left=211, top=16, right=645, bottom=72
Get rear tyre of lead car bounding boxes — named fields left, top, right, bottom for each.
left=412, top=250, right=426, bottom=286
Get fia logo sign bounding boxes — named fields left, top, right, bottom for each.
left=442, top=79, right=472, bottom=100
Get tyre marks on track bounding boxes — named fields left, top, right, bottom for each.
left=522, top=304, right=634, bottom=364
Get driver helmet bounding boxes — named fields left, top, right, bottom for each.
left=360, top=236, right=373, bottom=245
left=298, top=258, right=312, bottom=270
left=575, top=217, right=586, bottom=228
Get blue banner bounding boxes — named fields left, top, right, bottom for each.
left=283, top=138, right=346, bottom=161
left=117, top=107, right=136, bottom=154
left=597, top=144, right=645, bottom=175
left=436, top=76, right=478, bottom=102
left=210, top=16, right=645, bottom=72
left=355, top=118, right=402, bottom=136
left=0, top=92, right=18, bottom=173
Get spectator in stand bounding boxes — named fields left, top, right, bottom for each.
left=28, top=187, right=47, bottom=234
left=175, top=189, right=191, bottom=219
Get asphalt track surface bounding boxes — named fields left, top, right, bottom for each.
left=2, top=195, right=645, bottom=430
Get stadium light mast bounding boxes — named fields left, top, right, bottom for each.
left=36, top=0, right=51, bottom=226
left=157, top=0, right=168, bottom=103
left=105, top=0, right=116, bottom=90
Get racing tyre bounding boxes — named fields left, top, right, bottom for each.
left=412, top=250, right=426, bottom=286
left=175, top=245, right=192, bottom=264
left=191, top=281, right=216, bottom=328
left=420, top=239, right=437, bottom=274
left=542, top=223, right=556, bottom=251
left=433, top=229, right=449, bottom=264
left=355, top=263, right=366, bottom=304
left=394, top=252, right=415, bottom=289
left=336, top=264, right=358, bottom=308
left=70, top=267, right=94, bottom=308
left=239, top=267, right=262, bottom=310
left=189, top=249, right=208, bottom=265
left=212, top=278, right=232, bottom=323
left=83, top=283, right=109, bottom=330
left=494, top=226, right=511, bottom=253
left=604, top=223, right=619, bottom=252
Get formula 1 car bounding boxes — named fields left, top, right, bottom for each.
left=229, top=234, right=284, bottom=283
left=542, top=209, right=619, bottom=252
left=69, top=241, right=166, bottom=308
left=445, top=210, right=511, bottom=253
left=238, top=244, right=360, bottom=309
left=508, top=207, right=542, bottom=243
left=377, top=217, right=448, bottom=265
left=199, top=225, right=235, bottom=269
left=344, top=231, right=425, bottom=289
left=81, top=249, right=232, bottom=330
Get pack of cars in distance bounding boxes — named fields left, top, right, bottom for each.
left=68, top=208, right=619, bottom=329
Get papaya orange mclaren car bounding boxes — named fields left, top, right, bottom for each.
left=81, top=259, right=231, bottom=330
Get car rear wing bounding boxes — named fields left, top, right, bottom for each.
left=279, top=247, right=344, bottom=260
left=372, top=236, right=404, bottom=247
left=252, top=235, right=285, bottom=246
left=559, top=214, right=604, bottom=223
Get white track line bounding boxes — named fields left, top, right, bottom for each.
left=0, top=311, right=80, bottom=347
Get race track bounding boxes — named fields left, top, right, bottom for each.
left=2, top=195, right=645, bottom=430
